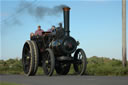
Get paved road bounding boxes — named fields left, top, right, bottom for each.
left=0, top=75, right=128, bottom=85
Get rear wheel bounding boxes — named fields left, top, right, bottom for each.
left=73, top=48, right=87, bottom=75
left=42, top=48, right=55, bottom=76
left=22, top=40, right=35, bottom=76
left=31, top=40, right=39, bottom=75
left=55, top=63, right=71, bottom=75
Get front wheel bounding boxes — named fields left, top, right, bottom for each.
left=42, top=48, right=55, bottom=76
left=73, top=48, right=87, bottom=75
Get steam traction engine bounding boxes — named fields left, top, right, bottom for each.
left=22, top=7, right=87, bottom=76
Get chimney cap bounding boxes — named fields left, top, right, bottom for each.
left=63, top=7, right=70, bottom=11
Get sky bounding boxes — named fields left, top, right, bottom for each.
left=0, top=0, right=128, bottom=60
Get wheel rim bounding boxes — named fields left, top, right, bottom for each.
left=44, top=51, right=51, bottom=74
left=74, top=49, right=87, bottom=75
left=31, top=41, right=39, bottom=75
left=42, top=49, right=55, bottom=76
left=75, top=52, right=84, bottom=73
left=22, top=44, right=31, bottom=74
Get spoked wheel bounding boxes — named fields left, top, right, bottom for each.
left=73, top=48, right=87, bottom=75
left=22, top=40, right=39, bottom=76
left=22, top=40, right=34, bottom=76
left=55, top=62, right=71, bottom=75
left=42, top=48, right=55, bottom=76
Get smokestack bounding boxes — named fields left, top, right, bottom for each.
left=63, top=7, right=70, bottom=36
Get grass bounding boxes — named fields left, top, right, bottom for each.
left=86, top=56, right=128, bottom=76
left=0, top=56, right=128, bottom=76
left=0, top=82, right=22, bottom=85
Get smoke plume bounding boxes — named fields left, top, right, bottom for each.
left=17, top=0, right=68, bottom=21
left=2, top=0, right=69, bottom=27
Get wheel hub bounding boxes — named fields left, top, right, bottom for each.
left=27, top=56, right=30, bottom=59
left=45, top=60, right=49, bottom=64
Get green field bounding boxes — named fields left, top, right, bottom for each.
left=0, top=82, right=22, bottom=85
left=0, top=56, right=128, bottom=76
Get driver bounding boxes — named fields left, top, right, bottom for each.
left=35, top=25, right=44, bottom=36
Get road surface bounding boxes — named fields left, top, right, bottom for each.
left=0, top=75, right=128, bottom=85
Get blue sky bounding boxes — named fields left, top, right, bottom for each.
left=0, top=0, right=128, bottom=60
